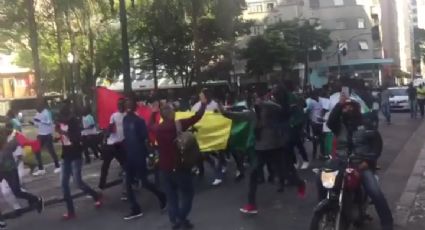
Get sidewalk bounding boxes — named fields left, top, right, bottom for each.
left=0, top=160, right=122, bottom=217
left=394, top=120, right=425, bottom=229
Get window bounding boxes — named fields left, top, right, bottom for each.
left=357, top=18, right=365, bottom=29
left=251, top=25, right=264, bottom=35
left=248, top=4, right=263, bottom=13
left=256, top=4, right=263, bottom=13
left=267, top=3, right=274, bottom=11
left=359, top=41, right=369, bottom=50
left=310, top=0, right=320, bottom=8
left=334, top=0, right=344, bottom=6
left=336, top=20, right=346, bottom=30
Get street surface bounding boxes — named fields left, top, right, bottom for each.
left=3, top=113, right=423, bottom=230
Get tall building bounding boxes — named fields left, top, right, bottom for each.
left=241, top=0, right=391, bottom=87
left=412, top=0, right=425, bottom=77
left=381, top=0, right=418, bottom=83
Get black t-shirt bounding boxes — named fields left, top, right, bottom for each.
left=407, top=87, right=417, bottom=100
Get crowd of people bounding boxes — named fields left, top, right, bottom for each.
left=0, top=79, right=394, bottom=230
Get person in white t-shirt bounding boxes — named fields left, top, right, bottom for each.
left=32, top=99, right=61, bottom=176
left=98, top=98, right=126, bottom=190
left=191, top=99, right=219, bottom=112
left=81, top=106, right=101, bottom=164
left=306, top=91, right=325, bottom=159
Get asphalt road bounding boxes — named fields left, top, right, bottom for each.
left=5, top=113, right=422, bottom=230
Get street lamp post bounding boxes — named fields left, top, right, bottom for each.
left=67, top=53, right=74, bottom=97
left=335, top=33, right=372, bottom=79
left=337, top=40, right=342, bottom=79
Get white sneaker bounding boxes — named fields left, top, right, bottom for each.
left=32, top=169, right=46, bottom=176
left=221, top=167, right=227, bottom=174
left=54, top=168, right=61, bottom=174
left=212, top=179, right=222, bottom=186
left=301, top=162, right=310, bottom=170
left=294, top=163, right=299, bottom=169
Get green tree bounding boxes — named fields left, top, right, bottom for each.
left=241, top=19, right=331, bottom=83
left=240, top=36, right=275, bottom=80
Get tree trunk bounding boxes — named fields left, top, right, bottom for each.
left=119, top=0, right=132, bottom=93
left=65, top=10, right=77, bottom=96
left=87, top=14, right=95, bottom=95
left=53, top=1, right=66, bottom=97
left=26, top=0, right=42, bottom=98
left=148, top=36, right=158, bottom=90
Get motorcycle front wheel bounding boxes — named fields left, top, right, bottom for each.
left=309, top=211, right=348, bottom=230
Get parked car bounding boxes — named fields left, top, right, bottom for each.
left=389, top=87, right=409, bottom=111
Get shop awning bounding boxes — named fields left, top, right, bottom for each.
left=341, top=58, right=394, bottom=66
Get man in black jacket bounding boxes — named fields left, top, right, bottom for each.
left=326, top=96, right=393, bottom=230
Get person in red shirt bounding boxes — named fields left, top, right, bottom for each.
left=150, top=91, right=207, bottom=230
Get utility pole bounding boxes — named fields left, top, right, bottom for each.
left=119, top=0, right=132, bottom=93
left=304, top=51, right=310, bottom=89
left=337, top=40, right=342, bottom=79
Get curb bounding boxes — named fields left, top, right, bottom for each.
left=394, top=122, right=425, bottom=228
left=3, top=179, right=122, bottom=220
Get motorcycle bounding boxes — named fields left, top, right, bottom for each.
left=310, top=154, right=374, bottom=230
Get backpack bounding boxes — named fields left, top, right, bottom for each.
left=175, top=121, right=201, bottom=170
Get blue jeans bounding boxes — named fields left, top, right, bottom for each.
left=381, top=103, right=391, bottom=123
left=410, top=100, right=417, bottom=118
left=61, top=158, right=99, bottom=214
left=161, top=170, right=194, bottom=225
left=361, top=170, right=393, bottom=230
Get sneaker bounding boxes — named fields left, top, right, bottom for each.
left=181, top=220, right=194, bottom=229
left=297, top=181, right=306, bottom=199
left=0, top=220, right=7, bottom=229
left=123, top=211, right=144, bottom=221
left=62, top=213, right=76, bottom=221
left=95, top=194, right=103, bottom=208
left=32, top=169, right=46, bottom=176
left=221, top=167, right=227, bottom=174
left=54, top=167, right=61, bottom=174
left=240, top=204, right=258, bottom=214
left=301, top=161, right=310, bottom=170
left=36, top=197, right=44, bottom=213
left=212, top=179, right=222, bottom=186
left=234, top=171, right=245, bottom=182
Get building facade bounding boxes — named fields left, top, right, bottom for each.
left=241, top=0, right=390, bottom=87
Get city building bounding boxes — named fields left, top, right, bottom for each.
left=412, top=0, right=425, bottom=77
left=241, top=0, right=393, bottom=87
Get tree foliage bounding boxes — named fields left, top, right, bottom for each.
left=241, top=19, right=331, bottom=80
left=0, top=0, right=249, bottom=93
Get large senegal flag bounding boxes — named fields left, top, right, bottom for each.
left=96, top=87, right=251, bottom=152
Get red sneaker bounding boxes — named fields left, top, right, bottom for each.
left=240, top=204, right=258, bottom=214
left=297, top=181, right=306, bottom=199
left=62, top=213, right=76, bottom=220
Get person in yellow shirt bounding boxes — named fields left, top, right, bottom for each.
left=417, top=84, right=425, bottom=118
